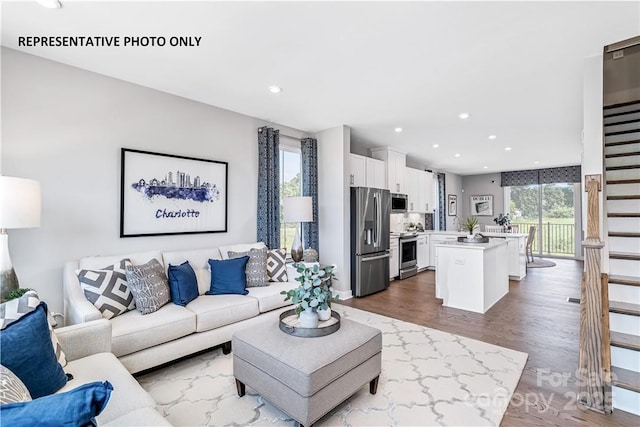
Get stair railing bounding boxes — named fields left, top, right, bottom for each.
left=579, top=174, right=612, bottom=413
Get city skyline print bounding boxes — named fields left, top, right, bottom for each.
left=120, top=148, right=228, bottom=237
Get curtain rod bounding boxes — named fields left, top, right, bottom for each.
left=257, top=127, right=307, bottom=141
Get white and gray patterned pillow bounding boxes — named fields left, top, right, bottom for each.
left=267, top=249, right=288, bottom=282
left=77, top=259, right=135, bottom=320
left=125, top=259, right=170, bottom=315
left=0, top=291, right=67, bottom=367
left=0, top=365, right=31, bottom=404
left=228, top=247, right=269, bottom=287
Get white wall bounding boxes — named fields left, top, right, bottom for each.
left=315, top=125, right=351, bottom=299
left=1, top=48, right=308, bottom=312
left=461, top=173, right=504, bottom=228
left=445, top=172, right=462, bottom=231
left=581, top=54, right=607, bottom=271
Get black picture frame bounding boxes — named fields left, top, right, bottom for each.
left=120, top=148, right=228, bottom=237
left=447, top=194, right=457, bottom=216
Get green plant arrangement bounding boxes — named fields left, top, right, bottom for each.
left=493, top=213, right=511, bottom=227
left=5, top=288, right=34, bottom=301
left=463, top=216, right=479, bottom=235
left=281, top=264, right=338, bottom=315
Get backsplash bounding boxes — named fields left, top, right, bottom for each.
left=391, top=213, right=434, bottom=232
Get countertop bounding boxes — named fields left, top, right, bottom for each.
left=434, top=239, right=508, bottom=250
left=391, top=231, right=527, bottom=238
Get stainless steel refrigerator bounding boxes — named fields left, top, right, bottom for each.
left=351, top=187, right=391, bottom=297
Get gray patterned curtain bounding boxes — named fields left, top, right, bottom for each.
left=301, top=138, right=319, bottom=253
left=257, top=127, right=280, bottom=249
left=437, top=173, right=446, bottom=230
left=501, top=165, right=581, bottom=186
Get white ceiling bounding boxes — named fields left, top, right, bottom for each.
left=2, top=1, right=639, bottom=175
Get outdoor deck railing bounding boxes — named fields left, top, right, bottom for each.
left=512, top=221, right=575, bottom=256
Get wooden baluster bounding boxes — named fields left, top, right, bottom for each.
left=579, top=174, right=611, bottom=413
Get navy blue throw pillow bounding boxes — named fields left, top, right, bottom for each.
left=206, top=257, right=250, bottom=295
left=0, top=302, right=68, bottom=399
left=0, top=380, right=113, bottom=427
left=168, top=261, right=199, bottom=306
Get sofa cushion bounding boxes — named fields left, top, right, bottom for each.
left=218, top=242, right=266, bottom=260
left=110, top=304, right=196, bottom=357
left=79, top=251, right=164, bottom=270
left=186, top=295, right=259, bottom=332
left=0, top=303, right=68, bottom=399
left=102, top=407, right=172, bottom=426
left=167, top=261, right=199, bottom=306
left=0, top=381, right=112, bottom=427
left=0, top=290, right=67, bottom=367
left=0, top=365, right=31, bottom=404
left=206, top=257, right=250, bottom=296
left=228, top=247, right=269, bottom=287
left=125, top=259, right=170, bottom=315
left=247, top=282, right=296, bottom=313
left=162, top=248, right=221, bottom=295
left=267, top=248, right=288, bottom=282
left=60, top=353, right=156, bottom=425
left=77, top=259, right=136, bottom=320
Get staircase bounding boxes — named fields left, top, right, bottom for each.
left=604, top=100, right=640, bottom=416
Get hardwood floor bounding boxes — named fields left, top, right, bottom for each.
left=339, top=259, right=639, bottom=426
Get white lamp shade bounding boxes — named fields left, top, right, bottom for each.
left=283, top=196, right=313, bottom=223
left=0, top=176, right=41, bottom=229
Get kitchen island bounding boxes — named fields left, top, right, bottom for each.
left=435, top=239, right=509, bottom=314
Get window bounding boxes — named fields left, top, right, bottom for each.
left=279, top=147, right=302, bottom=250
left=506, top=183, right=578, bottom=257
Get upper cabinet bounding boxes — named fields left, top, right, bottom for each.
left=405, top=167, right=434, bottom=213
left=370, top=148, right=406, bottom=193
left=349, top=154, right=386, bottom=189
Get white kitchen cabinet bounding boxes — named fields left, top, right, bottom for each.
left=390, top=238, right=399, bottom=279
left=405, top=168, right=418, bottom=211
left=483, top=233, right=527, bottom=280
left=429, top=233, right=462, bottom=268
left=370, top=148, right=406, bottom=193
left=349, top=154, right=367, bottom=187
left=417, top=234, right=429, bottom=270
left=421, top=171, right=434, bottom=213
left=366, top=157, right=386, bottom=189
left=405, top=168, right=433, bottom=213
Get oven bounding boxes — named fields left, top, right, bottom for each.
left=399, top=235, right=418, bottom=279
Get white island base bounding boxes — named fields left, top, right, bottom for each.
left=435, top=240, right=509, bottom=314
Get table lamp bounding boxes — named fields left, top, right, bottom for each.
left=0, top=176, right=41, bottom=302
left=283, top=196, right=313, bottom=262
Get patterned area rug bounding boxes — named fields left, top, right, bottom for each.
left=527, top=258, right=557, bottom=268
left=138, top=305, right=527, bottom=426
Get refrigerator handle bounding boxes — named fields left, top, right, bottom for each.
left=377, top=192, right=382, bottom=248
left=373, top=192, right=379, bottom=248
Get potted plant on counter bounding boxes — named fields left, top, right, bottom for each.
left=463, top=216, right=479, bottom=238
left=281, top=264, right=338, bottom=328
left=493, top=213, right=511, bottom=232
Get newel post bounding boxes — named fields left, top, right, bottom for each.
left=579, top=174, right=611, bottom=413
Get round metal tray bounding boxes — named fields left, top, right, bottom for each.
left=279, top=309, right=341, bottom=338
left=457, top=236, right=489, bottom=243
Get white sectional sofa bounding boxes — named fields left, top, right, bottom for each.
left=63, top=242, right=296, bottom=374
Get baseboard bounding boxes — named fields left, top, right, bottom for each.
left=333, top=289, right=353, bottom=300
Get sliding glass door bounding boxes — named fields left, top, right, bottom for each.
left=508, top=183, right=577, bottom=257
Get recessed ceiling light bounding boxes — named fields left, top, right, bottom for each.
left=454, top=153, right=461, bottom=157
left=504, top=147, right=512, bottom=151
left=488, top=135, right=497, bottom=140
left=432, top=144, right=439, bottom=148
left=37, top=0, right=62, bottom=8
left=483, top=166, right=488, bottom=169
left=268, top=85, right=282, bottom=94
left=394, top=127, right=403, bottom=133
left=533, top=161, right=540, bottom=164
left=458, top=113, right=470, bottom=119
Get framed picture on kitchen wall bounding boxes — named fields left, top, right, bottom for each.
left=447, top=194, right=457, bottom=216
left=470, top=195, right=493, bottom=216
left=120, top=148, right=228, bottom=237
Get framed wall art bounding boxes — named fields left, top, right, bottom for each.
left=447, top=194, right=457, bottom=216
left=120, top=148, right=228, bottom=237
left=470, top=195, right=493, bottom=216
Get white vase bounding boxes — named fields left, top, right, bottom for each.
left=299, top=308, right=319, bottom=328
left=467, top=234, right=474, bottom=239
left=317, top=306, right=332, bottom=321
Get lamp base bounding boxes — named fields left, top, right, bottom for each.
left=0, top=231, right=19, bottom=302
left=291, top=226, right=304, bottom=263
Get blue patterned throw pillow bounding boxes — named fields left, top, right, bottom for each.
left=206, top=257, right=250, bottom=295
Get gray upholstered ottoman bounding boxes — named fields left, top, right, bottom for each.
left=232, top=317, right=382, bottom=427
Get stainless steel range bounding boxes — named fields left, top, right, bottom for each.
left=398, top=232, right=418, bottom=279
